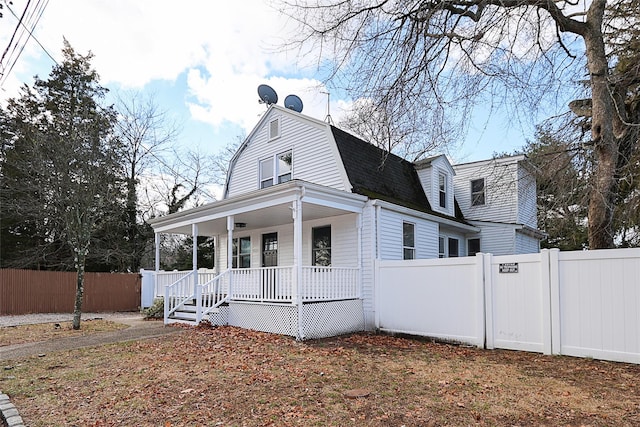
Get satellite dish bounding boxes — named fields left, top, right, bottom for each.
left=284, top=94, right=303, bottom=113
left=258, top=84, right=278, bottom=105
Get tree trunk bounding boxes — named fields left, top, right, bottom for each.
left=584, top=0, right=618, bottom=249
left=72, top=251, right=86, bottom=330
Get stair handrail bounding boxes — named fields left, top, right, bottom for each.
left=164, top=270, right=197, bottom=323
left=198, top=269, right=231, bottom=319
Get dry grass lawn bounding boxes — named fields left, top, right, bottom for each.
left=0, top=319, right=127, bottom=347
left=1, top=323, right=639, bottom=426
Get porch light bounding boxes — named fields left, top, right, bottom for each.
left=234, top=222, right=247, bottom=228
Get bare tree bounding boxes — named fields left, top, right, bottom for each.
left=142, top=147, right=217, bottom=218
left=280, top=0, right=640, bottom=249
left=338, top=98, right=458, bottom=162
left=114, top=91, right=180, bottom=271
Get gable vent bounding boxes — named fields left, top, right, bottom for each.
left=269, top=118, right=280, bottom=140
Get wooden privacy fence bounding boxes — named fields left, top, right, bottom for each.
left=0, top=269, right=141, bottom=315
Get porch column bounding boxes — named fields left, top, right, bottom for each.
left=227, top=216, right=234, bottom=298
left=192, top=223, right=199, bottom=271
left=292, top=193, right=304, bottom=339
left=193, top=223, right=201, bottom=323
left=155, top=232, right=161, bottom=303
left=154, top=233, right=160, bottom=273
left=226, top=216, right=234, bottom=269
left=292, top=195, right=302, bottom=304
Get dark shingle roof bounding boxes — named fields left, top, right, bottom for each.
left=331, top=126, right=433, bottom=213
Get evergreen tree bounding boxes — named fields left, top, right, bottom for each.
left=0, top=40, right=125, bottom=329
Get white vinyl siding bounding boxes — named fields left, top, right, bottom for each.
left=468, top=221, right=516, bottom=256
left=378, top=208, right=438, bottom=260
left=216, top=214, right=359, bottom=271
left=415, top=156, right=455, bottom=217
left=517, top=166, right=537, bottom=228
left=453, top=159, right=520, bottom=224
left=515, top=231, right=540, bottom=254
left=304, top=214, right=359, bottom=268
left=227, top=109, right=347, bottom=198
left=360, top=204, right=376, bottom=330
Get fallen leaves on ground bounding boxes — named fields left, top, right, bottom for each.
left=2, top=325, right=639, bottom=426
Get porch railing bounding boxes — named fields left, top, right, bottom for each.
left=228, top=266, right=359, bottom=302
left=164, top=270, right=196, bottom=321
left=198, top=269, right=230, bottom=319
left=301, top=266, right=359, bottom=301
left=162, top=266, right=360, bottom=321
left=155, top=269, right=216, bottom=298
left=230, top=266, right=294, bottom=302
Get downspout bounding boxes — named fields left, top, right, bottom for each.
left=356, top=213, right=362, bottom=299
left=374, top=203, right=382, bottom=330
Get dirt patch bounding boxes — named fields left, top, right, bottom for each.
left=2, top=325, right=639, bottom=426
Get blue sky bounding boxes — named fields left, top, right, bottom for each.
left=0, top=0, right=541, bottom=165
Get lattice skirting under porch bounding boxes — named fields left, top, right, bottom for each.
left=207, top=300, right=365, bottom=340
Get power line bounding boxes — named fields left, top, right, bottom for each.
left=0, top=1, right=216, bottom=204
left=0, top=0, right=30, bottom=68
left=0, top=0, right=53, bottom=88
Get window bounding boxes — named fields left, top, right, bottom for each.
left=277, top=151, right=292, bottom=184
left=312, top=226, right=331, bottom=266
left=232, top=237, right=251, bottom=268
left=260, top=157, right=274, bottom=188
left=438, top=236, right=445, bottom=258
left=448, top=237, right=459, bottom=257
left=268, top=118, right=280, bottom=140
left=259, top=150, right=293, bottom=189
left=438, top=172, right=447, bottom=208
left=403, top=222, right=415, bottom=260
left=468, top=238, right=481, bottom=256
left=471, top=178, right=485, bottom=206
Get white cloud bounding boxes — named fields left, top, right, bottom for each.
left=1, top=0, right=347, bottom=131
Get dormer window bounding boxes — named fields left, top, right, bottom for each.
left=260, top=150, right=293, bottom=189
left=438, top=172, right=447, bottom=208
left=471, top=178, right=485, bottom=206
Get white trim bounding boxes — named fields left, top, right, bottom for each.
left=370, top=199, right=479, bottom=233
left=151, top=181, right=367, bottom=232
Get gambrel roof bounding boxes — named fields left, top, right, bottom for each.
left=331, top=126, right=432, bottom=213
left=331, top=126, right=467, bottom=223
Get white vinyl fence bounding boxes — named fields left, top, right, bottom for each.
left=376, top=248, right=640, bottom=364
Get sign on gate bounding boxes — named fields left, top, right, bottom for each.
left=499, top=263, right=519, bottom=273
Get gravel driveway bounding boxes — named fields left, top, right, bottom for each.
left=0, top=312, right=141, bottom=328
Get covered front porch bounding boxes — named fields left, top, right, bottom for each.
left=148, top=181, right=369, bottom=340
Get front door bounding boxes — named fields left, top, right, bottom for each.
left=262, top=233, right=278, bottom=299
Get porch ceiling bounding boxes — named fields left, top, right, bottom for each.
left=150, top=181, right=367, bottom=236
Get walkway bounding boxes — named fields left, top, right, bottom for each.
left=1, top=312, right=183, bottom=427
left=0, top=312, right=182, bottom=361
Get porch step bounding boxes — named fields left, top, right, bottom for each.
left=168, top=300, right=221, bottom=324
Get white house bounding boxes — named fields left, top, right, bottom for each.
left=148, top=104, right=544, bottom=339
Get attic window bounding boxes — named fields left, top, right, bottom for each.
left=471, top=178, right=485, bottom=206
left=269, top=118, right=280, bottom=140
